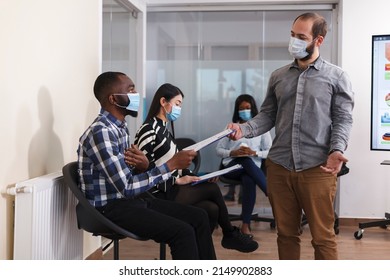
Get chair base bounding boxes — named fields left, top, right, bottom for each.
left=354, top=212, right=390, bottom=240
left=104, top=239, right=166, bottom=260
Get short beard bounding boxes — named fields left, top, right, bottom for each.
left=127, top=110, right=138, bottom=118
left=299, top=40, right=316, bottom=61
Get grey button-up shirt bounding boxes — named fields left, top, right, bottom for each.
left=240, top=57, right=354, bottom=171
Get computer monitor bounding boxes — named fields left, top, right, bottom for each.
left=370, top=34, right=390, bottom=151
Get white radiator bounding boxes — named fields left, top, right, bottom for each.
left=10, top=171, right=83, bottom=260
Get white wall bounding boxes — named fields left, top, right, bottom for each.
left=339, top=0, right=390, bottom=218
left=0, top=0, right=102, bottom=260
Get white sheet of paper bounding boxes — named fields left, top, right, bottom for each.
left=191, top=164, right=243, bottom=186
left=183, top=129, right=234, bottom=152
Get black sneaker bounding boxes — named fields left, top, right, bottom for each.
left=221, top=226, right=259, bottom=253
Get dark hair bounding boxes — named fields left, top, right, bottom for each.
left=93, top=71, right=126, bottom=102
left=294, top=12, right=328, bottom=39
left=145, top=83, right=184, bottom=122
left=232, top=94, right=258, bottom=123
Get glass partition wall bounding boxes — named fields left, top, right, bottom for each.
left=103, top=0, right=145, bottom=142
left=103, top=0, right=139, bottom=83
left=146, top=7, right=337, bottom=173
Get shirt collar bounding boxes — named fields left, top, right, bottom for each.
left=311, top=56, right=323, bottom=70
left=100, top=108, right=127, bottom=129
left=290, top=56, right=323, bottom=71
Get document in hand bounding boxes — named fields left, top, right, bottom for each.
left=191, top=164, right=243, bottom=186
left=183, top=128, right=235, bottom=152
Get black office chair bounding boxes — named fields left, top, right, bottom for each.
left=352, top=161, right=388, bottom=239
left=62, top=161, right=166, bottom=260
left=354, top=213, right=390, bottom=240
left=175, top=138, right=201, bottom=174
left=218, top=160, right=276, bottom=229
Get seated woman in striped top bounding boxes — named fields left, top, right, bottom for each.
left=131, top=83, right=258, bottom=253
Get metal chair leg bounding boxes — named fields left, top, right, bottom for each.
left=160, top=243, right=166, bottom=260
left=113, top=239, right=119, bottom=260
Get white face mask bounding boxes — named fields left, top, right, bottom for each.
left=288, top=37, right=309, bottom=59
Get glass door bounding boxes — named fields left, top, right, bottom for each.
left=103, top=0, right=146, bottom=140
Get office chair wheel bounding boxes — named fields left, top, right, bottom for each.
left=354, top=229, right=363, bottom=240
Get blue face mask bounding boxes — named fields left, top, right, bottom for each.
left=166, top=104, right=182, bottom=122
left=288, top=37, right=317, bottom=60
left=113, top=93, right=140, bottom=112
left=288, top=37, right=309, bottom=59
left=238, top=109, right=252, bottom=121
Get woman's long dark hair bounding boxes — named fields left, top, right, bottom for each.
left=232, top=94, right=258, bottom=123
left=145, top=83, right=184, bottom=122
left=144, top=83, right=184, bottom=137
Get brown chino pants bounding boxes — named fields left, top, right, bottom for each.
left=266, top=159, right=338, bottom=260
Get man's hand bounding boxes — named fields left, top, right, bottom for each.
left=320, top=151, right=348, bottom=175
left=166, top=150, right=197, bottom=171
left=227, top=123, right=243, bottom=140
left=125, top=144, right=149, bottom=172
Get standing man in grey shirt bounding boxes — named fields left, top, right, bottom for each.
left=227, top=12, right=354, bottom=260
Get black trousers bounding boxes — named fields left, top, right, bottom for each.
left=100, top=197, right=216, bottom=260
left=173, top=182, right=234, bottom=234
left=154, top=182, right=233, bottom=233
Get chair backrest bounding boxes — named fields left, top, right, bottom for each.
left=62, top=161, right=145, bottom=240
left=218, top=160, right=241, bottom=185
left=175, top=138, right=201, bottom=174
left=338, top=162, right=349, bottom=177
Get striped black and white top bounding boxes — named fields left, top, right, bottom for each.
left=135, top=117, right=177, bottom=168
left=134, top=117, right=191, bottom=194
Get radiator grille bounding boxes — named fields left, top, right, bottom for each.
left=13, top=172, right=83, bottom=259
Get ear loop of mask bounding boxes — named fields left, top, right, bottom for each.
left=112, top=93, right=140, bottom=112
